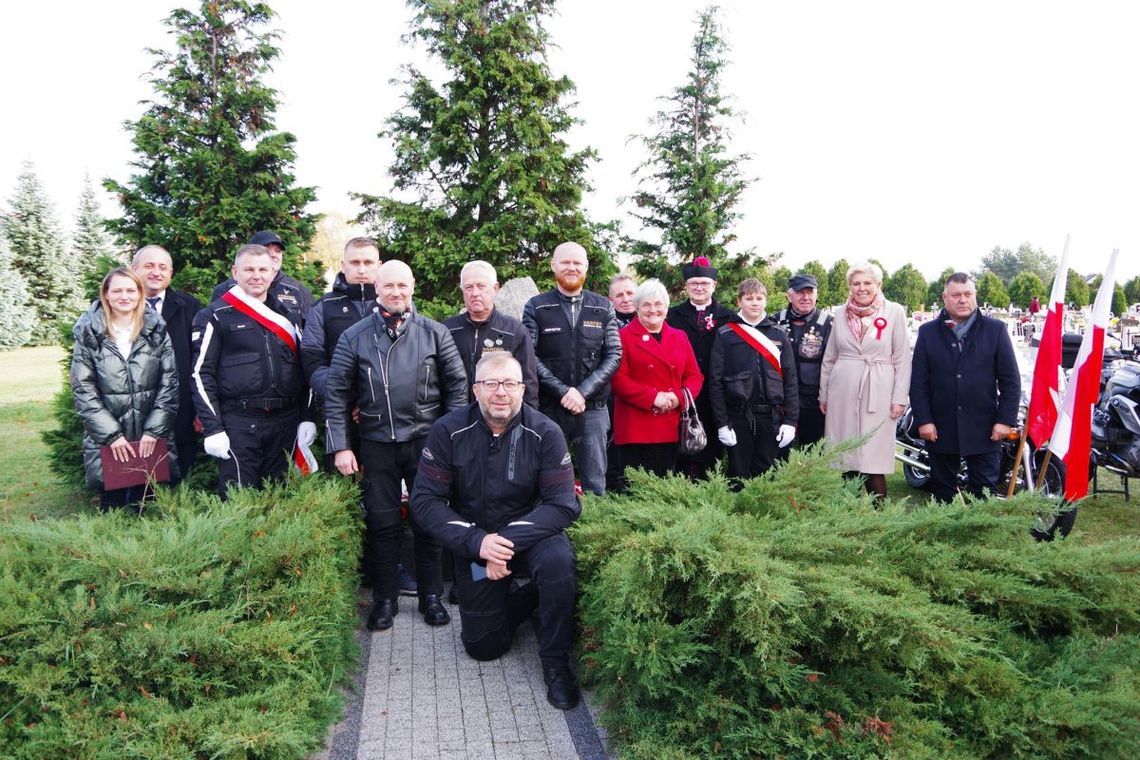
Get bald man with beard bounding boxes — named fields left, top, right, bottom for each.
left=325, top=260, right=469, bottom=631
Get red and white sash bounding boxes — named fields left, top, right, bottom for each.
left=728, top=322, right=783, bottom=377
left=293, top=438, right=318, bottom=476
left=222, top=285, right=299, bottom=354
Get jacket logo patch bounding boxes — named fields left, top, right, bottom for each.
left=422, top=447, right=434, bottom=461
left=279, top=294, right=297, bottom=304
left=582, top=320, right=603, bottom=329
left=191, top=330, right=201, bottom=341
left=543, top=327, right=562, bottom=333
left=230, top=322, right=251, bottom=330
left=560, top=453, right=572, bottom=466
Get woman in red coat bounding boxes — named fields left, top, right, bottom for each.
left=612, top=278, right=704, bottom=483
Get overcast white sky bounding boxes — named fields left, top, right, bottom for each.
left=3, top=0, right=1138, bottom=282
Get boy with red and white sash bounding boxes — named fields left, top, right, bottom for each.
left=707, top=278, right=799, bottom=482
left=191, top=244, right=316, bottom=496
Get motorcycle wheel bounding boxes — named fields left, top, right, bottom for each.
left=902, top=462, right=931, bottom=490
left=1030, top=455, right=1075, bottom=541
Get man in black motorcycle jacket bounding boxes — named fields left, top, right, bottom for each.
left=410, top=353, right=582, bottom=710
left=325, top=259, right=468, bottom=631
left=522, top=242, right=621, bottom=495
left=910, top=272, right=1020, bottom=502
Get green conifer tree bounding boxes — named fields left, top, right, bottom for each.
left=356, top=0, right=609, bottom=318
left=884, top=263, right=928, bottom=311
left=1, top=163, right=83, bottom=345
left=0, top=237, right=35, bottom=350
left=72, top=172, right=120, bottom=301
left=104, top=0, right=318, bottom=300
left=628, top=5, right=764, bottom=297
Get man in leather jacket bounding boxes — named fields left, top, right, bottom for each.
left=444, top=260, right=538, bottom=409
left=522, top=242, right=622, bottom=495
left=191, top=244, right=316, bottom=497
left=325, top=260, right=468, bottom=631
left=772, top=273, right=833, bottom=448
left=410, top=354, right=582, bottom=710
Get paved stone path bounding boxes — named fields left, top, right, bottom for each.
left=313, top=594, right=610, bottom=760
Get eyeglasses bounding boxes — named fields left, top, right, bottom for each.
left=474, top=379, right=523, bottom=392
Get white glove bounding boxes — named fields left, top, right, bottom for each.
left=717, top=426, right=737, bottom=447
left=296, top=421, right=317, bottom=447
left=776, top=424, right=796, bottom=449
left=204, top=431, right=231, bottom=460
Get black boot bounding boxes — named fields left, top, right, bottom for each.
left=543, top=664, right=580, bottom=710
left=367, top=598, right=398, bottom=631
left=418, top=594, right=451, bottom=626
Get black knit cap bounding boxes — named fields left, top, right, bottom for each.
left=682, top=256, right=718, bottom=280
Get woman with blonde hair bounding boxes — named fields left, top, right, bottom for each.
left=70, top=267, right=179, bottom=510
left=819, top=262, right=911, bottom=501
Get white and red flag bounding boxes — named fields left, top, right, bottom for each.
left=1048, top=248, right=1118, bottom=500
left=1026, top=236, right=1070, bottom=448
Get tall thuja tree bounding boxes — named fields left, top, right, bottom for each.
left=105, top=0, right=319, bottom=300
left=0, top=237, right=35, bottom=350
left=1, top=163, right=84, bottom=345
left=357, top=0, right=610, bottom=318
left=628, top=5, right=761, bottom=297
left=72, top=172, right=119, bottom=301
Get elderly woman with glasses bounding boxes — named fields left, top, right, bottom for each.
left=819, top=261, right=911, bottom=501
left=611, top=278, right=704, bottom=484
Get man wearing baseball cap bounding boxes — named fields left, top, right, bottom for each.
left=210, top=230, right=314, bottom=319
left=666, top=256, right=735, bottom=479
left=772, top=273, right=833, bottom=448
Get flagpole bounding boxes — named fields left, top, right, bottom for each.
left=1034, top=449, right=1053, bottom=491
left=1006, top=432, right=1027, bottom=497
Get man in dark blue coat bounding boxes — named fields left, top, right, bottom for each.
left=910, top=272, right=1021, bottom=502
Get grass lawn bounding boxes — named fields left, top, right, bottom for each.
left=0, top=346, right=92, bottom=519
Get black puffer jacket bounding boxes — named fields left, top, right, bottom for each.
left=708, top=315, right=799, bottom=428
left=70, top=304, right=179, bottom=489
left=324, top=311, right=468, bottom=448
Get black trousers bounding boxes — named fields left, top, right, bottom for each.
left=796, top=397, right=825, bottom=448
left=619, top=442, right=678, bottom=481
left=455, top=533, right=577, bottom=669
left=100, top=485, right=149, bottom=513
left=358, top=437, right=443, bottom=601
left=218, top=409, right=299, bottom=497
left=929, top=448, right=1001, bottom=503
left=726, top=410, right=777, bottom=480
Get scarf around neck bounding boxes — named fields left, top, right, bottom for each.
left=845, top=292, right=884, bottom=340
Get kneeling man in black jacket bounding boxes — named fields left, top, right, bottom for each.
left=411, top=353, right=582, bottom=710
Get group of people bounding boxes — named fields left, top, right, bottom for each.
left=70, top=232, right=1021, bottom=712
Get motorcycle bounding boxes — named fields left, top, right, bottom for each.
left=1090, top=358, right=1140, bottom=487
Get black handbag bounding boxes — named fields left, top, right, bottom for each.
left=678, top=387, right=707, bottom=454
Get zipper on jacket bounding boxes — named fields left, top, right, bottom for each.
left=367, top=366, right=377, bottom=403
left=374, top=330, right=400, bottom=441
left=264, top=332, right=278, bottom=397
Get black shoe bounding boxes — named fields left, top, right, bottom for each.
left=367, top=598, right=398, bottom=631
left=543, top=666, right=580, bottom=710
left=418, top=594, right=451, bottom=626
left=448, top=584, right=459, bottom=605
left=397, top=563, right=418, bottom=597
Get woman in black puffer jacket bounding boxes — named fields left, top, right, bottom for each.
left=70, top=267, right=179, bottom=510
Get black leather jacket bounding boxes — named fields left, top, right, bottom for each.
left=522, top=289, right=622, bottom=409
left=443, top=307, right=539, bottom=408
left=324, top=311, right=468, bottom=449
left=772, top=306, right=833, bottom=398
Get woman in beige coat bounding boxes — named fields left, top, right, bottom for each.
left=819, top=262, right=911, bottom=501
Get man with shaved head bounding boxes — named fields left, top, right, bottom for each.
left=325, top=259, right=469, bottom=632
left=132, top=245, right=203, bottom=482
left=523, top=241, right=622, bottom=495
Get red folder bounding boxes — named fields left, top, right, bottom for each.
left=99, top=439, right=172, bottom=490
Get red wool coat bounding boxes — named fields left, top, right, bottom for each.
left=611, top=319, right=704, bottom=445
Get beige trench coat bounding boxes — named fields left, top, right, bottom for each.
left=819, top=299, right=912, bottom=474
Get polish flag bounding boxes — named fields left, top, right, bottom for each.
left=1026, top=237, right=1071, bottom=448
left=1048, top=248, right=1118, bottom=500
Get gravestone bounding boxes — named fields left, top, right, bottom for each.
left=496, top=276, right=540, bottom=320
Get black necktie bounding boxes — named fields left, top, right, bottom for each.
left=147, top=297, right=160, bottom=311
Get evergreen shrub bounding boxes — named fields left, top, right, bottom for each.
left=0, top=474, right=362, bottom=758
left=573, top=447, right=1140, bottom=758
